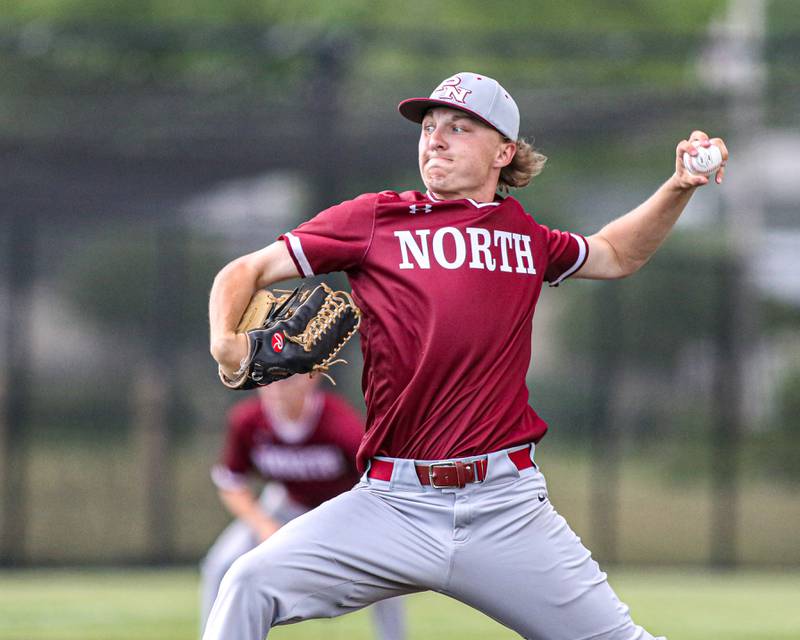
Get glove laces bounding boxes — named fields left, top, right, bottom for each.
left=286, top=284, right=361, bottom=385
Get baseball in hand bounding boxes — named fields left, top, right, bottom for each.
left=682, top=141, right=723, bottom=176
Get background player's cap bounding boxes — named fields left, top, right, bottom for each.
left=398, top=72, right=520, bottom=140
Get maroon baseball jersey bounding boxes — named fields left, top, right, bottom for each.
left=211, top=392, right=363, bottom=508
left=281, top=191, right=588, bottom=471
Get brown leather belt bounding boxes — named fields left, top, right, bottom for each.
left=367, top=447, right=534, bottom=488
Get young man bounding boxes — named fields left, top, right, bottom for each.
left=199, top=375, right=406, bottom=640
left=206, top=72, right=728, bottom=640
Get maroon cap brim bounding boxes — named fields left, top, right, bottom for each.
left=397, top=98, right=500, bottom=134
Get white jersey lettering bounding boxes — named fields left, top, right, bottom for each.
left=493, top=230, right=514, bottom=273
left=394, top=229, right=431, bottom=269
left=395, top=226, right=536, bottom=274
left=466, top=227, right=495, bottom=271
left=251, top=445, right=346, bottom=481
left=432, top=227, right=466, bottom=269
left=513, top=233, right=536, bottom=274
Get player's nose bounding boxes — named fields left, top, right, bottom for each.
left=427, top=124, right=447, bottom=150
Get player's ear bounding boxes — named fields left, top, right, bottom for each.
left=494, top=139, right=517, bottom=169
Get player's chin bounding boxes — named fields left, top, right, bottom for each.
left=423, top=170, right=450, bottom=189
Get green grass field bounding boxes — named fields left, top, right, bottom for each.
left=0, top=568, right=798, bottom=640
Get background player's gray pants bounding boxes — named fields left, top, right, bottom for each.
left=203, top=446, right=665, bottom=640
left=200, top=484, right=406, bottom=640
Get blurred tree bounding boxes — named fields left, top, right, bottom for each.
left=562, top=232, right=728, bottom=368
left=0, top=0, right=734, bottom=98
left=761, top=367, right=800, bottom=480
left=59, top=221, right=224, bottom=370
left=4, top=0, right=726, bottom=31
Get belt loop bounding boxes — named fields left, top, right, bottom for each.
left=506, top=444, right=536, bottom=475
left=455, top=461, right=467, bottom=488
left=391, top=458, right=417, bottom=490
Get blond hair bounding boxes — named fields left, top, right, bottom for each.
left=498, top=138, right=547, bottom=192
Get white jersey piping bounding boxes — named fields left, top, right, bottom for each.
left=549, top=233, right=588, bottom=286
left=285, top=232, right=315, bottom=277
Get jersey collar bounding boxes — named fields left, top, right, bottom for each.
left=425, top=190, right=501, bottom=209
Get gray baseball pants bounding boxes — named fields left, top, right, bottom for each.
left=202, top=445, right=665, bottom=640
left=200, top=483, right=406, bottom=640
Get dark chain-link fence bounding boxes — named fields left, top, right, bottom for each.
left=1, top=21, right=799, bottom=566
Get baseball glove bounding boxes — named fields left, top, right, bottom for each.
left=219, top=283, right=361, bottom=389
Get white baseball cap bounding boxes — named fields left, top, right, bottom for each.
left=398, top=72, right=520, bottom=140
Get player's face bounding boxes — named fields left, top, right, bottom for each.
left=418, top=107, right=515, bottom=201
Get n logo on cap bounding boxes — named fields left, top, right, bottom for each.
left=433, top=76, right=471, bottom=104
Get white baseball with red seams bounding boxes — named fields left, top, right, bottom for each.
left=683, top=140, right=723, bottom=176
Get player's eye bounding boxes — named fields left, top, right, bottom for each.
left=452, top=125, right=464, bottom=133
left=422, top=123, right=435, bottom=134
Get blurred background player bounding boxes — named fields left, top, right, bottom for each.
left=199, top=374, right=406, bottom=640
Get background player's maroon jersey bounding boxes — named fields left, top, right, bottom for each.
left=211, top=392, right=363, bottom=508
left=282, top=191, right=588, bottom=471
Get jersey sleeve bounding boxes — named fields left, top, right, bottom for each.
left=210, top=403, right=255, bottom=491
left=279, top=194, right=378, bottom=277
left=542, top=226, right=589, bottom=286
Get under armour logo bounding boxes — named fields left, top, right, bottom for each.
left=409, top=204, right=432, bottom=215
left=433, top=76, right=472, bottom=104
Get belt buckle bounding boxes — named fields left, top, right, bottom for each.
left=428, top=462, right=457, bottom=488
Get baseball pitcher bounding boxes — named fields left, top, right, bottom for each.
left=206, top=72, right=728, bottom=640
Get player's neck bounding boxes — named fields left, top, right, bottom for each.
left=264, top=392, right=322, bottom=443
left=428, top=185, right=499, bottom=204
